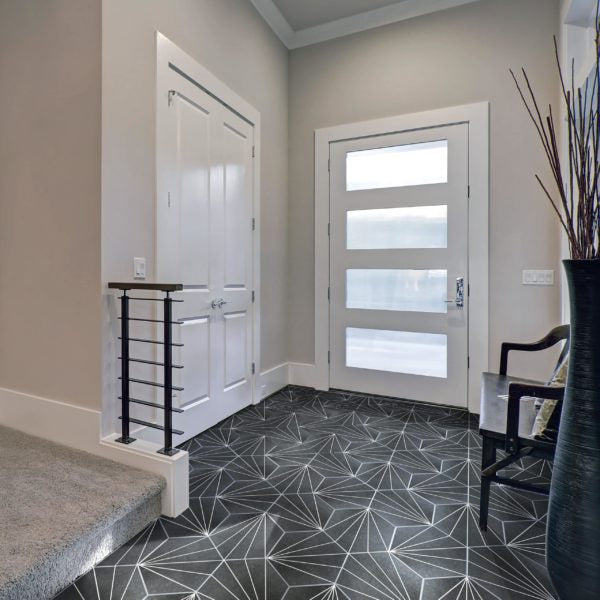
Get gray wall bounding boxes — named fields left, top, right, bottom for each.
left=0, top=0, right=102, bottom=409
left=102, top=0, right=289, bottom=391
left=0, top=0, right=564, bottom=418
left=288, top=0, right=563, bottom=380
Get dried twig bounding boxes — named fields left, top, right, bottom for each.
left=511, top=2, right=600, bottom=260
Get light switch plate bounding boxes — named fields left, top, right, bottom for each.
left=134, top=257, right=146, bottom=280
left=523, top=269, right=554, bottom=286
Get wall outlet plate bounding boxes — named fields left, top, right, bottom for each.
left=134, top=257, right=146, bottom=280
left=523, top=269, right=554, bottom=286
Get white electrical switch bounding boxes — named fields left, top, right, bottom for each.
left=134, top=257, right=146, bottom=280
left=522, top=269, right=554, bottom=286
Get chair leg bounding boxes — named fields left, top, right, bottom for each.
left=479, top=436, right=496, bottom=531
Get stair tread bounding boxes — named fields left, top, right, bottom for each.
left=0, top=425, right=165, bottom=600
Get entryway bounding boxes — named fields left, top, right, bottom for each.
left=330, top=125, right=468, bottom=406
left=315, top=105, right=489, bottom=411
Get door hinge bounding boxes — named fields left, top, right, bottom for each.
left=328, top=159, right=331, bottom=172
left=327, top=287, right=330, bottom=301
left=252, top=146, right=256, bottom=158
left=467, top=185, right=471, bottom=198
left=468, top=283, right=471, bottom=297
left=252, top=363, right=256, bottom=375
left=328, top=351, right=331, bottom=364
left=168, top=89, right=176, bottom=106
left=327, top=223, right=331, bottom=236
left=252, top=217, right=256, bottom=231
left=468, top=356, right=470, bottom=369
left=168, top=192, right=171, bottom=208
left=252, top=290, right=255, bottom=303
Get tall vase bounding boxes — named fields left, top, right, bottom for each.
left=547, top=259, right=600, bottom=599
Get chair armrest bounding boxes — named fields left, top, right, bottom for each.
left=505, top=382, right=565, bottom=454
left=499, top=325, right=570, bottom=375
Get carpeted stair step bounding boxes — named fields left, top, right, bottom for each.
left=0, top=425, right=165, bottom=600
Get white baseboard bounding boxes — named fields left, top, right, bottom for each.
left=288, top=362, right=320, bottom=388
left=257, top=362, right=325, bottom=398
left=257, top=362, right=289, bottom=401
left=0, top=386, right=188, bottom=517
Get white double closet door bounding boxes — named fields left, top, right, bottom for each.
left=157, top=71, right=255, bottom=443
left=329, top=124, right=469, bottom=407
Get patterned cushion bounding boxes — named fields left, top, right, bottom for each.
left=549, top=354, right=569, bottom=386
left=531, top=354, right=569, bottom=441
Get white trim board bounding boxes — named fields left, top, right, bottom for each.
left=314, top=103, right=490, bottom=414
left=257, top=363, right=289, bottom=401
left=0, top=386, right=189, bottom=517
left=260, top=363, right=318, bottom=396
left=249, top=0, right=482, bottom=49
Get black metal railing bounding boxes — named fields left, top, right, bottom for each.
left=108, top=282, right=185, bottom=456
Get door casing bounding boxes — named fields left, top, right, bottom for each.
left=314, top=103, right=489, bottom=413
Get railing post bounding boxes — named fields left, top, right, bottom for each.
left=159, top=291, right=178, bottom=456
left=116, top=291, right=135, bottom=444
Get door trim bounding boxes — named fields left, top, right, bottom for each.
left=314, top=103, right=489, bottom=413
left=156, top=33, right=262, bottom=405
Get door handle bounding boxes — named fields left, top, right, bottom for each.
left=210, top=298, right=229, bottom=309
left=445, top=277, right=465, bottom=308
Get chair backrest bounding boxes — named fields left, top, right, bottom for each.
left=551, top=324, right=570, bottom=374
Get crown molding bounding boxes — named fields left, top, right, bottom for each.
left=248, top=0, right=295, bottom=47
left=249, top=0, right=482, bottom=49
left=563, top=0, right=597, bottom=27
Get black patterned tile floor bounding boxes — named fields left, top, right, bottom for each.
left=55, top=386, right=556, bottom=600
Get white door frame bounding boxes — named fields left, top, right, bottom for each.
left=314, top=102, right=489, bottom=413
left=156, top=32, right=262, bottom=405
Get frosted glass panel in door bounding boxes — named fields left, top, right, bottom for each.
left=347, top=206, right=447, bottom=249
left=347, top=269, right=447, bottom=313
left=346, top=328, right=447, bottom=378
left=346, top=140, right=448, bottom=191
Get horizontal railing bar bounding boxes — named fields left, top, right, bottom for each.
left=119, top=337, right=184, bottom=347
left=118, top=416, right=184, bottom=435
left=118, top=357, right=184, bottom=369
left=109, top=282, right=184, bottom=292
left=119, top=317, right=184, bottom=325
left=119, top=377, right=184, bottom=391
left=120, top=397, right=184, bottom=413
left=119, top=297, right=184, bottom=303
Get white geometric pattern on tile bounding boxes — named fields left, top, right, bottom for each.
left=55, top=386, right=556, bottom=600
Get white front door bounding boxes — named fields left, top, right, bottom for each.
left=157, top=70, right=255, bottom=443
left=329, top=124, right=469, bottom=407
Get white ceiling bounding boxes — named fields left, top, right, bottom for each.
left=272, top=0, right=408, bottom=31
left=249, top=0, right=483, bottom=49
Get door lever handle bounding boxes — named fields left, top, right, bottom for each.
left=446, top=278, right=465, bottom=308
left=211, top=298, right=229, bottom=309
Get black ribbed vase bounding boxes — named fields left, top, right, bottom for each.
left=547, top=259, right=600, bottom=599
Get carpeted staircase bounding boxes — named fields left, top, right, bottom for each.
left=0, top=425, right=165, bottom=600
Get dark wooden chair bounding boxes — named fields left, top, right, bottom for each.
left=478, top=325, right=570, bottom=531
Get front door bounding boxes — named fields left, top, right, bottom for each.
left=329, top=124, right=469, bottom=407
left=158, top=71, right=255, bottom=442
